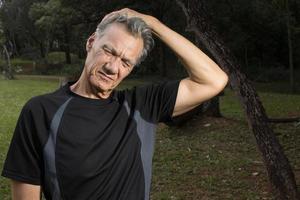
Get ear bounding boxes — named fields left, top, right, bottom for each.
left=86, top=32, right=97, bottom=52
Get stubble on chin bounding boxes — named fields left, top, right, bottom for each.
left=89, top=73, right=115, bottom=95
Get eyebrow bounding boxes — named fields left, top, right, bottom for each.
left=103, top=44, right=135, bottom=66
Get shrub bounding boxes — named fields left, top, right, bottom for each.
left=14, top=59, right=37, bottom=74
left=46, top=63, right=83, bottom=78
left=47, top=51, right=81, bottom=64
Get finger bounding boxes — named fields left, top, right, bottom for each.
left=101, top=11, right=119, bottom=22
left=101, top=8, right=136, bottom=23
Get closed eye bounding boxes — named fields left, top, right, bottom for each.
left=103, top=45, right=113, bottom=55
left=102, top=45, right=134, bottom=68
left=122, top=59, right=131, bottom=68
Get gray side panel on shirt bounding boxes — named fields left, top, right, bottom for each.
left=124, top=101, right=157, bottom=200
left=43, top=97, right=72, bottom=200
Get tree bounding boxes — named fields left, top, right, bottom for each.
left=29, top=0, right=80, bottom=64
left=0, top=0, right=50, bottom=59
left=272, top=0, right=297, bottom=92
left=0, top=20, right=13, bottom=79
left=176, top=0, right=299, bottom=198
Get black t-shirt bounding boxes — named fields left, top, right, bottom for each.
left=2, top=81, right=179, bottom=200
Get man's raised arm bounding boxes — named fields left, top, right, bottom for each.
left=105, top=8, right=228, bottom=117
left=148, top=16, right=228, bottom=116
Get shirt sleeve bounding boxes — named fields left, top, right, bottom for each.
left=134, top=80, right=180, bottom=123
left=1, top=100, right=43, bottom=185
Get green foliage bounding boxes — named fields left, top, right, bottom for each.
left=45, top=63, right=83, bottom=77
left=272, top=0, right=288, bottom=11
left=0, top=20, right=5, bottom=44
left=0, top=0, right=299, bottom=80
left=0, top=58, right=35, bottom=74
left=11, top=58, right=35, bottom=73
left=47, top=51, right=81, bottom=65
left=0, top=58, right=4, bottom=66
left=0, top=53, right=84, bottom=75
left=29, top=0, right=78, bottom=30
left=10, top=58, right=34, bottom=66
left=45, top=51, right=83, bottom=76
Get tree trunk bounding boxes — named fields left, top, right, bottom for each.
left=245, top=45, right=249, bottom=69
left=11, top=34, right=19, bottom=57
left=2, top=45, right=14, bottom=80
left=286, top=0, right=295, bottom=93
left=40, top=42, right=46, bottom=59
left=176, top=0, right=299, bottom=199
left=63, top=26, right=72, bottom=64
left=268, top=117, right=300, bottom=123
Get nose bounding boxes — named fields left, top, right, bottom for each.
left=103, top=56, right=120, bottom=75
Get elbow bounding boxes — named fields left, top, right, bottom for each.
left=222, top=73, right=229, bottom=88
left=213, top=72, right=229, bottom=93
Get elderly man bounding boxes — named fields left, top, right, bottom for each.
left=2, top=8, right=228, bottom=200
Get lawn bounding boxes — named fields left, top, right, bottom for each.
left=0, top=77, right=299, bottom=199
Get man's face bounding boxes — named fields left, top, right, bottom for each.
left=84, top=23, right=143, bottom=95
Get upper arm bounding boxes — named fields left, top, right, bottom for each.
left=11, top=180, right=41, bottom=200
left=132, top=81, right=180, bottom=123
left=2, top=99, right=44, bottom=185
left=172, top=77, right=228, bottom=117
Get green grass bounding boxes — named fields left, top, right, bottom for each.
left=0, top=77, right=299, bottom=199
left=151, top=119, right=287, bottom=199
left=0, top=78, right=59, bottom=200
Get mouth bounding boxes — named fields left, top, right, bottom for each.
left=97, top=71, right=113, bottom=81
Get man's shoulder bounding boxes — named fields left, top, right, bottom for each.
left=115, top=80, right=180, bottom=107
left=23, top=86, right=69, bottom=113
left=120, top=80, right=180, bottom=95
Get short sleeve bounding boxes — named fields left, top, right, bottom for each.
left=134, top=80, right=180, bottom=123
left=1, top=101, right=43, bottom=185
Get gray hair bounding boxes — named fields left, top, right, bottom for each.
left=96, top=14, right=154, bottom=66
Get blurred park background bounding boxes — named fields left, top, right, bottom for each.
left=0, top=0, right=299, bottom=199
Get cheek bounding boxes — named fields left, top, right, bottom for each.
left=86, top=58, right=104, bottom=75
left=118, top=68, right=131, bottom=80
left=85, top=64, right=96, bottom=78
left=86, top=51, right=106, bottom=65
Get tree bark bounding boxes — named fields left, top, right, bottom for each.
left=268, top=117, right=300, bottom=123
left=245, top=45, right=249, bottom=69
left=286, top=0, right=295, bottom=93
left=2, top=44, right=14, bottom=80
left=40, top=42, right=46, bottom=59
left=63, top=26, right=72, bottom=64
left=11, top=34, right=19, bottom=57
left=175, top=0, right=299, bottom=199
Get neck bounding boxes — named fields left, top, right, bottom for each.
left=70, top=74, right=111, bottom=99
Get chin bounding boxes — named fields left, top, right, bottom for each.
left=89, top=79, right=111, bottom=92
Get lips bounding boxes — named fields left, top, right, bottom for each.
left=97, top=71, right=114, bottom=81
